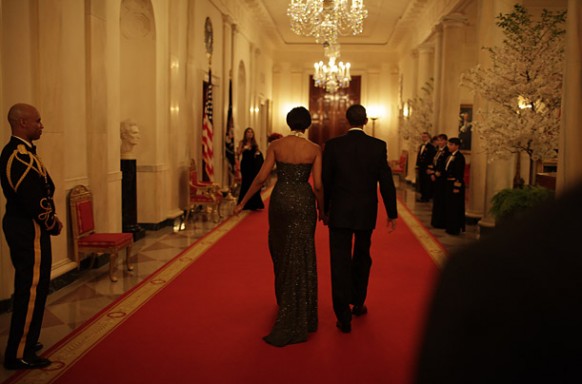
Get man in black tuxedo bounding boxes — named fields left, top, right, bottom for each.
left=322, top=104, right=398, bottom=333
left=416, top=132, right=436, bottom=202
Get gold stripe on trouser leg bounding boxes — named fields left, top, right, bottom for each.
left=16, top=221, right=42, bottom=359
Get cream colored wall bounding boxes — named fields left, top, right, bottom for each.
left=0, top=0, right=275, bottom=300
left=0, top=0, right=122, bottom=299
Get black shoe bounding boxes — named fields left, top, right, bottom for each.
left=352, top=305, right=368, bottom=316
left=4, top=355, right=51, bottom=370
left=336, top=321, right=351, bottom=333
left=34, top=342, right=44, bottom=352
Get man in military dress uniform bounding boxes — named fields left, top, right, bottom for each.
left=0, top=103, right=62, bottom=369
left=443, top=137, right=466, bottom=235
left=428, top=134, right=450, bottom=229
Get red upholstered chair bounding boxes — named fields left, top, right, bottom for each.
left=69, top=185, right=134, bottom=282
left=390, top=150, right=409, bottom=180
left=184, top=159, right=223, bottom=223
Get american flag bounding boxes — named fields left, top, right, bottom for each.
left=202, top=68, right=214, bottom=181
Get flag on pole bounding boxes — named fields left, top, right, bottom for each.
left=202, top=68, right=214, bottom=182
left=225, top=78, right=236, bottom=183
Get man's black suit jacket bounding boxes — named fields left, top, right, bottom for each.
left=322, top=129, right=397, bottom=231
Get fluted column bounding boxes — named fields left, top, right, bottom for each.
left=557, top=0, right=582, bottom=194
left=417, top=45, right=435, bottom=133
left=432, top=25, right=443, bottom=132
left=465, top=0, right=495, bottom=222
left=406, top=50, right=420, bottom=184
left=437, top=13, right=468, bottom=138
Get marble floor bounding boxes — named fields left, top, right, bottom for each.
left=0, top=181, right=478, bottom=381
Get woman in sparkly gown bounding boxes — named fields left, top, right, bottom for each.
left=235, top=107, right=324, bottom=347
left=236, top=127, right=264, bottom=210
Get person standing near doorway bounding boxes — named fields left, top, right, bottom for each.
left=236, top=127, right=264, bottom=211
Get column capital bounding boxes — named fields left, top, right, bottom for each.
left=222, top=13, right=235, bottom=26
left=440, top=12, right=468, bottom=29
left=417, top=43, right=434, bottom=55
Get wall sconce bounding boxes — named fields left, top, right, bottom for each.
left=402, top=101, right=410, bottom=118
left=369, top=116, right=378, bottom=137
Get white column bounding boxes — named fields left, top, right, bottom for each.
left=557, top=0, right=582, bottom=194
left=437, top=13, right=468, bottom=138
left=417, top=45, right=435, bottom=114
left=466, top=0, right=494, bottom=221
left=432, top=25, right=443, bottom=132
left=405, top=50, right=420, bottom=183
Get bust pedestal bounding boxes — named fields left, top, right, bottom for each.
left=121, top=159, right=146, bottom=241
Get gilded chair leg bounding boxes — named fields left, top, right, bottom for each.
left=109, top=252, right=119, bottom=282
left=126, top=245, right=134, bottom=271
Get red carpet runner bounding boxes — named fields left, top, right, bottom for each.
left=7, top=196, right=444, bottom=384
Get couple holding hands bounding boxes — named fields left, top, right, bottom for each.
left=235, top=104, right=398, bottom=347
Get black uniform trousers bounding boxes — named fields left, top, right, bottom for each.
left=444, top=181, right=466, bottom=235
left=430, top=177, right=447, bottom=228
left=3, top=216, right=52, bottom=362
left=329, top=227, right=373, bottom=324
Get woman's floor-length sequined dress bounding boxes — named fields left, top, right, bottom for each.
left=264, top=161, right=318, bottom=347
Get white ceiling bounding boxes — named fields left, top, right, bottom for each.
left=253, top=0, right=413, bottom=47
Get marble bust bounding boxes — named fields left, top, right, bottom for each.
left=120, top=119, right=141, bottom=160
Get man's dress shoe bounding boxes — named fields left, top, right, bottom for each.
left=4, top=355, right=51, bottom=370
left=336, top=321, right=351, bottom=333
left=34, top=342, right=44, bottom=352
left=352, top=305, right=368, bottom=316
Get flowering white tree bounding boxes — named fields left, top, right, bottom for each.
left=401, top=78, right=434, bottom=148
left=461, top=5, right=566, bottom=169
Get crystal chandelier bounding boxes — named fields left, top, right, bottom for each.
left=287, top=0, right=368, bottom=44
left=313, top=55, right=351, bottom=93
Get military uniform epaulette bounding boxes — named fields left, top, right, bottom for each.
left=6, top=143, right=47, bottom=192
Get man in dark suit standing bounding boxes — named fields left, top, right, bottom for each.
left=322, top=104, right=398, bottom=333
left=0, top=103, right=62, bottom=369
left=416, top=132, right=436, bottom=202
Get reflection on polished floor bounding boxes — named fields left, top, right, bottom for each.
left=0, top=182, right=478, bottom=380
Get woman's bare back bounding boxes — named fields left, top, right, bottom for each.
left=271, top=135, right=320, bottom=165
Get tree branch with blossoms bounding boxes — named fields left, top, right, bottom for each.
left=460, top=4, right=566, bottom=166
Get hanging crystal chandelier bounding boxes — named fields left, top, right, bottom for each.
left=287, top=0, right=368, bottom=44
left=313, top=55, right=351, bottom=93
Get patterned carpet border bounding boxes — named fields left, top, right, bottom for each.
left=396, top=199, right=447, bottom=267
left=6, top=190, right=273, bottom=384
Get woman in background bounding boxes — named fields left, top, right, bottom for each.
left=236, top=127, right=264, bottom=210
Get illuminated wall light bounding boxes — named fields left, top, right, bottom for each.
left=403, top=102, right=410, bottom=118
left=170, top=105, right=180, bottom=113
